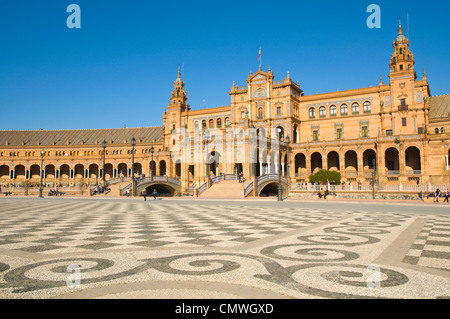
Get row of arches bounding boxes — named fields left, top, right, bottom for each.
left=294, top=146, right=422, bottom=176
left=195, top=117, right=231, bottom=130
left=0, top=161, right=169, bottom=180
left=308, top=101, right=371, bottom=119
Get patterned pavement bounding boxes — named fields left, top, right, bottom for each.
left=0, top=198, right=448, bottom=299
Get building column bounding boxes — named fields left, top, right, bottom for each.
left=357, top=152, right=364, bottom=177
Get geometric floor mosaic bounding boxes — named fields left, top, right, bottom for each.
left=0, top=198, right=449, bottom=299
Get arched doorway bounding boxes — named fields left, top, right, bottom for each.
left=45, top=164, right=56, bottom=179
left=363, top=149, right=377, bottom=171
left=118, top=163, right=128, bottom=177
left=345, top=150, right=358, bottom=172
left=385, top=148, right=400, bottom=173
left=60, top=165, right=70, bottom=180
left=311, top=152, right=322, bottom=174
left=405, top=146, right=421, bottom=172
left=144, top=184, right=177, bottom=197
left=159, top=160, right=167, bottom=176
left=15, top=165, right=26, bottom=180
left=89, top=164, right=99, bottom=179
left=134, top=163, right=143, bottom=176
left=74, top=164, right=84, bottom=179
left=105, top=163, right=113, bottom=179
left=295, top=153, right=306, bottom=178
left=209, top=151, right=222, bottom=176
left=0, top=165, right=9, bottom=180
left=327, top=151, right=340, bottom=172
left=30, top=165, right=40, bottom=179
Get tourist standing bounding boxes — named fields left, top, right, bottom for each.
left=434, top=188, right=441, bottom=202
left=444, top=189, right=450, bottom=203
left=143, top=189, right=147, bottom=201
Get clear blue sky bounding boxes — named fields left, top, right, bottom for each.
left=1, top=0, right=449, bottom=130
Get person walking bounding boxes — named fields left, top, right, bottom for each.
left=143, top=189, right=147, bottom=201
left=444, top=188, right=450, bottom=203
left=126, top=189, right=130, bottom=197
left=434, top=188, right=441, bottom=203
left=152, top=189, right=158, bottom=200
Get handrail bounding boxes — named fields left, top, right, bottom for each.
left=244, top=181, right=254, bottom=196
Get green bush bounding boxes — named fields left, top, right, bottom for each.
left=309, top=170, right=341, bottom=185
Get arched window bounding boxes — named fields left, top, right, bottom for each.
left=352, top=103, right=359, bottom=114
left=441, top=127, right=445, bottom=133
left=217, top=118, right=222, bottom=128
left=435, top=128, right=440, bottom=134
left=194, top=121, right=199, bottom=130
left=330, top=105, right=337, bottom=117
left=202, top=120, right=207, bottom=128
left=225, top=117, right=230, bottom=126
left=363, top=101, right=371, bottom=113
left=258, top=107, right=263, bottom=118
left=209, top=119, right=214, bottom=128
left=319, top=106, right=326, bottom=118
left=309, top=108, right=315, bottom=119
left=341, top=104, right=348, bottom=116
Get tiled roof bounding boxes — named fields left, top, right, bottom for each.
left=429, top=94, right=450, bottom=119
left=0, top=127, right=164, bottom=147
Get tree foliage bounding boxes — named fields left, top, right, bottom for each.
left=309, top=170, right=341, bottom=185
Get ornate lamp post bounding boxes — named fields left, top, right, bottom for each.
left=102, top=140, right=107, bottom=189
left=39, top=150, right=44, bottom=198
left=277, top=128, right=283, bottom=202
left=150, top=146, right=154, bottom=181
left=131, top=137, right=136, bottom=196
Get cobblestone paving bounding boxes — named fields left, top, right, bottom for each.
left=0, top=198, right=448, bottom=299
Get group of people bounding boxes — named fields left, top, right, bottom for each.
left=91, top=184, right=110, bottom=196
left=141, top=189, right=158, bottom=201
left=48, top=189, right=65, bottom=196
left=432, top=188, right=450, bottom=203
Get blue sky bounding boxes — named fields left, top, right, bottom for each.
left=0, top=0, right=449, bottom=130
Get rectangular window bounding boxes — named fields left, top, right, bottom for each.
left=402, top=118, right=407, bottom=127
left=386, top=130, right=393, bottom=136
left=277, top=107, right=281, bottom=115
left=400, top=99, right=407, bottom=110
left=312, top=130, right=319, bottom=141
left=386, top=96, right=390, bottom=106
left=336, top=128, right=342, bottom=140
left=241, top=111, right=245, bottom=119
left=361, top=126, right=368, bottom=138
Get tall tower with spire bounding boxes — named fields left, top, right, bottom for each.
left=169, top=66, right=188, bottom=111
left=389, top=19, right=416, bottom=79
left=388, top=18, right=419, bottom=111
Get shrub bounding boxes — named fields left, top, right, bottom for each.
left=309, top=170, right=341, bottom=185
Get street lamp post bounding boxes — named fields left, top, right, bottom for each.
left=39, top=150, right=44, bottom=198
left=150, top=146, right=154, bottom=181
left=131, top=137, right=136, bottom=196
left=277, top=128, right=283, bottom=202
left=102, top=140, right=107, bottom=190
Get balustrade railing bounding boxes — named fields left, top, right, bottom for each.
left=244, top=181, right=254, bottom=197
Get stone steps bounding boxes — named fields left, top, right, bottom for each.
left=199, top=180, right=243, bottom=198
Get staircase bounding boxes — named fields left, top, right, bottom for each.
left=199, top=180, right=244, bottom=199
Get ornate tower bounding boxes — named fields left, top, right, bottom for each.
left=169, top=66, right=188, bottom=112
left=389, top=19, right=416, bottom=79
left=388, top=19, right=418, bottom=111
